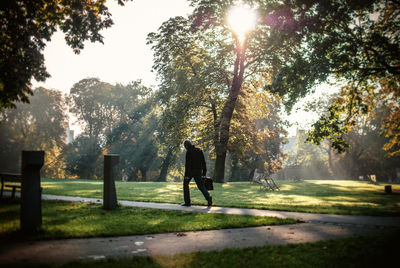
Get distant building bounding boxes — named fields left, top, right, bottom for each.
left=66, top=126, right=74, bottom=144
left=282, top=128, right=305, bottom=154
left=282, top=135, right=296, bottom=153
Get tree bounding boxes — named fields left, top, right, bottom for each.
left=264, top=0, right=400, bottom=156
left=106, top=86, right=160, bottom=181
left=0, top=87, right=68, bottom=177
left=67, top=79, right=158, bottom=180
left=301, top=92, right=400, bottom=181
left=0, top=0, right=130, bottom=109
left=68, top=78, right=120, bottom=140
left=155, top=122, right=182, bottom=182
left=332, top=105, right=400, bottom=181
left=148, top=0, right=304, bottom=182
left=189, top=83, right=287, bottom=181
left=64, top=136, right=102, bottom=179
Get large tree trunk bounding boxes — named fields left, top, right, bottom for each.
left=230, top=155, right=240, bottom=181
left=214, top=149, right=227, bottom=182
left=128, top=169, right=139, bottom=181
left=139, top=167, right=148, bottom=181
left=248, top=168, right=256, bottom=181
left=158, top=148, right=174, bottom=182
left=327, top=145, right=334, bottom=176
left=213, top=44, right=246, bottom=182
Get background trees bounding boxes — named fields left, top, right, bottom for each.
left=105, top=83, right=160, bottom=181
left=68, top=78, right=118, bottom=140
left=283, top=93, right=400, bottom=182
left=64, top=78, right=115, bottom=179
left=63, top=136, right=102, bottom=179
left=0, top=87, right=68, bottom=177
left=333, top=105, right=400, bottom=182
left=65, top=78, right=160, bottom=180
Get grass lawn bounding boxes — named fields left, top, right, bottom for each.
left=0, top=199, right=297, bottom=240
left=40, top=179, right=400, bottom=216
left=28, top=231, right=400, bottom=268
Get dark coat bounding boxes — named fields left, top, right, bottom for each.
left=185, top=145, right=207, bottom=177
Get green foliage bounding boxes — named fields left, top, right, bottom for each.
left=305, top=93, right=400, bottom=180
left=107, top=115, right=160, bottom=181
left=0, top=0, right=130, bottom=109
left=336, top=109, right=400, bottom=180
left=63, top=136, right=102, bottom=179
left=68, top=78, right=118, bottom=139
left=271, top=0, right=399, bottom=101
left=266, top=0, right=400, bottom=155
left=226, top=88, right=287, bottom=180
left=148, top=0, right=294, bottom=181
left=65, top=77, right=119, bottom=179
left=66, top=79, right=160, bottom=180
left=105, top=81, right=160, bottom=181
left=0, top=87, right=68, bottom=177
left=380, top=78, right=400, bottom=157
left=306, top=103, right=350, bottom=154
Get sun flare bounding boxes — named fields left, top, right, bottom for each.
left=227, top=4, right=257, bottom=42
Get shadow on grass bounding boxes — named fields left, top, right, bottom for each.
left=27, top=230, right=400, bottom=268
left=0, top=198, right=298, bottom=242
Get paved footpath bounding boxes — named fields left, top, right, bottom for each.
left=1, top=193, right=400, bottom=265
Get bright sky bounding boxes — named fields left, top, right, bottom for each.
left=32, top=0, right=337, bottom=137
left=281, top=83, right=338, bottom=137
left=32, top=0, right=193, bottom=93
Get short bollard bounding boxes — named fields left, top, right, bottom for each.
left=385, top=185, right=392, bottom=194
left=20, top=151, right=44, bottom=234
left=103, top=154, right=119, bottom=210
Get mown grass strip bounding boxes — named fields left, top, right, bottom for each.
left=0, top=199, right=297, bottom=240
left=40, top=179, right=400, bottom=216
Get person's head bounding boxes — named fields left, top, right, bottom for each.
left=183, top=140, right=192, bottom=150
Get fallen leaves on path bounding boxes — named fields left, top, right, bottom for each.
left=176, top=233, right=187, bottom=237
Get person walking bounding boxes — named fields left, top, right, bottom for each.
left=182, top=140, right=212, bottom=207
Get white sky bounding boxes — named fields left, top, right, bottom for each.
left=32, top=0, right=193, bottom=93
left=281, top=83, right=338, bottom=137
left=32, top=0, right=337, bottom=137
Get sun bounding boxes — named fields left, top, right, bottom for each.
left=227, top=4, right=257, bottom=42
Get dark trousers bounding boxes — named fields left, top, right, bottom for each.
left=183, top=171, right=210, bottom=205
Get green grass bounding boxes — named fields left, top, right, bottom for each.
left=0, top=199, right=297, bottom=240
left=25, top=231, right=400, bottom=268
left=40, top=179, right=400, bottom=216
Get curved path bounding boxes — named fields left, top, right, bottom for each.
left=1, top=193, right=399, bottom=265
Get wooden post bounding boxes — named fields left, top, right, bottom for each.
left=20, top=151, right=44, bottom=234
left=385, top=185, right=392, bottom=194
left=103, top=154, right=119, bottom=210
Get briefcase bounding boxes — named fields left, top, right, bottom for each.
left=203, top=177, right=214, bottom=190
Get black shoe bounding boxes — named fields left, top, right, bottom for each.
left=207, top=196, right=212, bottom=207
left=181, top=203, right=191, bottom=207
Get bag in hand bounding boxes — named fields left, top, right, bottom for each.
left=203, top=177, right=214, bottom=190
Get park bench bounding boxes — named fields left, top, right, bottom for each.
left=293, top=177, right=302, bottom=182
left=252, top=169, right=280, bottom=191
left=0, top=172, right=22, bottom=198
left=366, top=174, right=378, bottom=185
